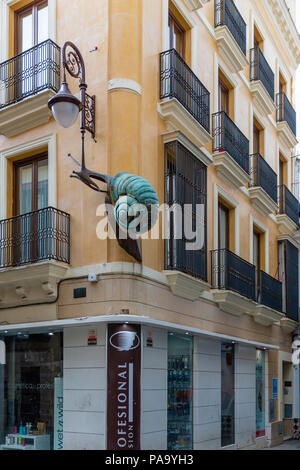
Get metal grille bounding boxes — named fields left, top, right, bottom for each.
left=214, top=0, right=247, bottom=55
left=278, top=184, right=299, bottom=225
left=212, top=111, right=250, bottom=174
left=160, top=49, right=210, bottom=133
left=285, top=241, right=299, bottom=321
left=250, top=47, right=274, bottom=101
left=0, top=39, right=60, bottom=109
left=211, top=249, right=256, bottom=301
left=165, top=141, right=207, bottom=281
left=0, top=207, right=70, bottom=268
left=259, top=271, right=282, bottom=313
left=276, top=92, right=296, bottom=137
left=250, top=153, right=278, bottom=204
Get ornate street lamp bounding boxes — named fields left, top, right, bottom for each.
left=48, top=42, right=159, bottom=263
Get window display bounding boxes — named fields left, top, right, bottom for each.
left=167, top=332, right=193, bottom=450
left=0, top=332, right=63, bottom=451
left=221, top=342, right=235, bottom=447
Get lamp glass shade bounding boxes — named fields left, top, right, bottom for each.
left=51, top=101, right=80, bottom=128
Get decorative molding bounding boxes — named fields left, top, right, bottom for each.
left=184, top=0, right=210, bottom=10
left=0, top=89, right=56, bottom=137
left=0, top=133, right=57, bottom=220
left=277, top=233, right=300, bottom=250
left=276, top=121, right=298, bottom=150
left=108, top=79, right=142, bottom=96
left=250, top=81, right=276, bottom=116
left=215, top=25, right=248, bottom=73
left=162, top=130, right=213, bottom=166
left=164, top=270, right=210, bottom=301
left=158, top=98, right=212, bottom=149
left=211, top=290, right=257, bottom=316
left=262, top=0, right=300, bottom=67
left=212, top=151, right=250, bottom=189
left=248, top=187, right=278, bottom=217
left=251, top=304, right=284, bottom=327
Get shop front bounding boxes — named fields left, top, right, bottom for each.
left=0, top=332, right=63, bottom=451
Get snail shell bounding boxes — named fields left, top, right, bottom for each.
left=110, top=172, right=159, bottom=234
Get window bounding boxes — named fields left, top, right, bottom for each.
left=252, top=117, right=264, bottom=157
left=168, top=332, right=193, bottom=450
left=168, top=12, right=185, bottom=58
left=278, top=240, right=299, bottom=320
left=221, top=342, right=235, bottom=447
left=14, top=153, right=48, bottom=216
left=218, top=79, right=229, bottom=114
left=165, top=141, right=207, bottom=281
left=253, top=229, right=261, bottom=300
left=2, top=332, right=63, bottom=451
left=218, top=202, right=229, bottom=250
left=254, top=24, right=263, bottom=52
left=15, top=0, right=48, bottom=55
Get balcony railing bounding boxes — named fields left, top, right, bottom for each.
left=258, top=270, right=282, bottom=313
left=0, top=207, right=70, bottom=269
left=276, top=92, right=297, bottom=137
left=250, top=47, right=274, bottom=101
left=211, top=249, right=256, bottom=301
left=278, top=184, right=299, bottom=225
left=212, top=111, right=250, bottom=174
left=0, top=39, right=60, bottom=109
left=160, top=48, right=210, bottom=133
left=249, top=153, right=277, bottom=204
left=214, top=0, right=247, bottom=55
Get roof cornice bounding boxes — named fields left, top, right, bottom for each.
left=263, top=0, right=300, bottom=67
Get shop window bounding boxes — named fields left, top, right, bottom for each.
left=168, top=332, right=193, bottom=450
left=1, top=332, right=63, bottom=451
left=256, top=349, right=266, bottom=438
left=221, top=342, right=235, bottom=447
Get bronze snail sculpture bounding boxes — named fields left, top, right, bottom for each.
left=69, top=153, right=159, bottom=262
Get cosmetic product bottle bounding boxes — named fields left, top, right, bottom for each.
left=13, top=426, right=17, bottom=434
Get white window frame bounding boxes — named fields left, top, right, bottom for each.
left=0, top=134, right=57, bottom=220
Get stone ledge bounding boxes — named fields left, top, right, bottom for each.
left=185, top=0, right=210, bottom=9
left=280, top=316, right=298, bottom=333
left=213, top=151, right=250, bottom=189
left=276, top=121, right=298, bottom=150
left=0, top=261, right=69, bottom=309
left=0, top=89, right=56, bottom=137
left=250, top=81, right=276, bottom=116
left=251, top=304, right=284, bottom=326
left=211, top=289, right=256, bottom=316
left=158, top=98, right=212, bottom=149
left=164, top=270, right=210, bottom=301
left=275, top=214, right=298, bottom=236
left=248, top=186, right=278, bottom=217
left=215, top=25, right=248, bottom=73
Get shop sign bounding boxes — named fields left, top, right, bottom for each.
left=88, top=329, right=97, bottom=346
left=107, top=324, right=141, bottom=450
left=54, top=377, right=63, bottom=450
left=0, top=340, right=5, bottom=365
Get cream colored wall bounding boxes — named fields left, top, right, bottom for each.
left=0, top=0, right=298, bottom=343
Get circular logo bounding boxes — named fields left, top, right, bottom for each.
left=109, top=331, right=140, bottom=351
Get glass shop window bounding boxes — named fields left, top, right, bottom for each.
left=221, top=342, right=235, bottom=447
left=167, top=332, right=193, bottom=450
left=0, top=332, right=63, bottom=451
left=256, top=349, right=265, bottom=438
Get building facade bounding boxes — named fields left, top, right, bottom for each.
left=0, top=0, right=299, bottom=450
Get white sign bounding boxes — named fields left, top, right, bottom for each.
left=0, top=340, right=5, bottom=365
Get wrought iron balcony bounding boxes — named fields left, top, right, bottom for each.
left=0, top=207, right=70, bottom=269
left=212, top=111, right=250, bottom=174
left=160, top=48, right=210, bottom=133
left=250, top=47, right=274, bottom=102
left=211, top=248, right=256, bottom=301
left=258, top=270, right=282, bottom=313
left=276, top=92, right=297, bottom=137
left=284, top=240, right=299, bottom=321
left=0, top=39, right=60, bottom=109
left=278, top=184, right=299, bottom=226
left=250, top=153, right=277, bottom=204
left=214, top=0, right=247, bottom=56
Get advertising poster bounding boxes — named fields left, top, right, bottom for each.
left=54, top=377, right=64, bottom=450
left=256, top=349, right=265, bottom=438
left=107, top=324, right=141, bottom=450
